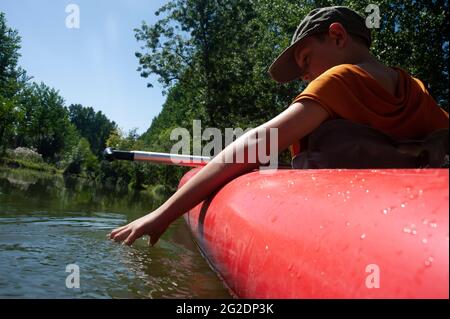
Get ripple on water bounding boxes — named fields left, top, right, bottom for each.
left=0, top=212, right=231, bottom=298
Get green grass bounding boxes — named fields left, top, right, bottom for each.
left=0, top=157, right=62, bottom=174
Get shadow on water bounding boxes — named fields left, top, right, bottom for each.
left=0, top=168, right=232, bottom=298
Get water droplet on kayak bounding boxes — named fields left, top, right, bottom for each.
left=304, top=197, right=308, bottom=201
left=345, top=221, right=351, bottom=227
left=361, top=178, right=366, bottom=182
left=409, top=193, right=418, bottom=200
left=265, top=245, right=269, bottom=251
left=311, top=176, right=317, bottom=181
left=267, top=195, right=271, bottom=199
left=403, top=227, right=412, bottom=234
left=422, top=238, right=428, bottom=244
left=400, top=202, right=407, bottom=208
left=382, top=208, right=389, bottom=215
left=246, top=182, right=250, bottom=186
left=422, top=218, right=429, bottom=225
left=429, top=222, right=438, bottom=229
left=320, top=271, right=325, bottom=276
left=365, top=189, right=370, bottom=193
left=327, top=193, right=332, bottom=198
left=360, top=233, right=366, bottom=239
left=287, top=180, right=295, bottom=186
left=424, top=256, right=434, bottom=267
left=319, top=225, right=324, bottom=229
left=418, top=189, right=424, bottom=195
left=412, top=229, right=417, bottom=235
left=346, top=190, right=350, bottom=194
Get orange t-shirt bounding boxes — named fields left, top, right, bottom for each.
left=289, top=64, right=449, bottom=157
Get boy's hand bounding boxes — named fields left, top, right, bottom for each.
left=108, top=211, right=170, bottom=247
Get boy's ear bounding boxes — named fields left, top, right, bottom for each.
left=328, top=22, right=348, bottom=47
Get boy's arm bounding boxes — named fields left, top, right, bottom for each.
left=109, top=101, right=329, bottom=246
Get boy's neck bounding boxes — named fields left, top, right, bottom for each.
left=347, top=49, right=380, bottom=66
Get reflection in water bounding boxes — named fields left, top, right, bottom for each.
left=0, top=168, right=231, bottom=298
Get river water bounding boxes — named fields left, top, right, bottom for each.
left=0, top=168, right=231, bottom=298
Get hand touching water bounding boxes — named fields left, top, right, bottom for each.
left=108, top=210, right=170, bottom=247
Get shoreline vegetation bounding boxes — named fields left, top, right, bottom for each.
left=1, top=1, right=448, bottom=194
left=0, top=154, right=60, bottom=174
left=0, top=156, right=174, bottom=210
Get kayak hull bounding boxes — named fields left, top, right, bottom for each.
left=179, top=168, right=449, bottom=298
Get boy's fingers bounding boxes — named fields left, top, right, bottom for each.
left=149, top=233, right=161, bottom=247
left=112, top=228, right=132, bottom=242
left=109, top=225, right=127, bottom=239
left=123, top=231, right=137, bottom=246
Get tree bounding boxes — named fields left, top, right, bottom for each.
left=0, top=11, right=29, bottom=153
left=16, top=82, right=79, bottom=161
left=0, top=95, right=23, bottom=154
left=63, top=137, right=99, bottom=177
left=68, top=104, right=117, bottom=157
left=0, top=12, right=29, bottom=99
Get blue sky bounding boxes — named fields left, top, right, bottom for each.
left=0, top=0, right=170, bottom=134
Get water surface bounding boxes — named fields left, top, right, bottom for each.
left=0, top=168, right=231, bottom=298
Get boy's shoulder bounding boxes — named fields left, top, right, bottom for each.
left=307, top=64, right=362, bottom=88
left=318, top=63, right=364, bottom=80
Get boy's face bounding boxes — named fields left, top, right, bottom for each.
left=294, top=34, right=345, bottom=83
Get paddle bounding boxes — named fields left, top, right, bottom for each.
left=103, top=147, right=210, bottom=167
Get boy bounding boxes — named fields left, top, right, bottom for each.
left=109, top=6, right=448, bottom=246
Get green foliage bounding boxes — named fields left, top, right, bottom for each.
left=15, top=82, right=79, bottom=161
left=0, top=12, right=29, bottom=99
left=68, top=104, right=117, bottom=157
left=63, top=138, right=99, bottom=177
left=0, top=95, right=23, bottom=154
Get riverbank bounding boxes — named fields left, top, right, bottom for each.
left=0, top=159, right=175, bottom=216
left=0, top=156, right=61, bottom=175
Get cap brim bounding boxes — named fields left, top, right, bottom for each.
left=268, top=40, right=303, bottom=83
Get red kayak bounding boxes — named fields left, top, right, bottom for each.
left=179, top=168, right=449, bottom=298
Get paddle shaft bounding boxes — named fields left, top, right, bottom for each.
left=103, top=148, right=210, bottom=167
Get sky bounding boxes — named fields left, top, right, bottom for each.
left=0, top=0, right=170, bottom=134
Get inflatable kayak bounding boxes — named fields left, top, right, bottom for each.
left=179, top=168, right=449, bottom=298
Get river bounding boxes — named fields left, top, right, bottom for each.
left=0, top=167, right=231, bottom=298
